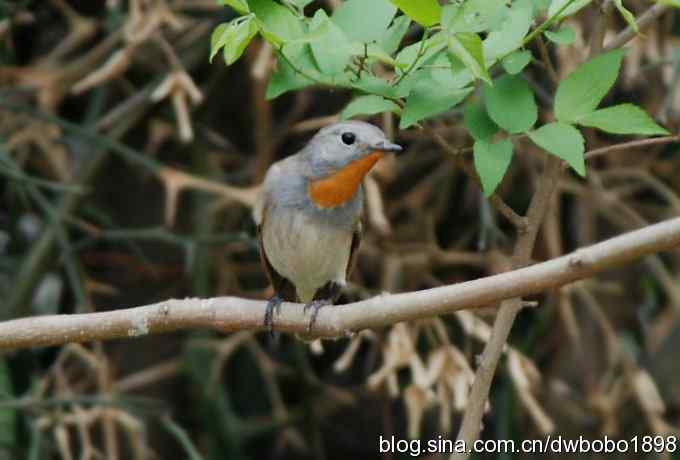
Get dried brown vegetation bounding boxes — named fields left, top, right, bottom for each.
left=1, top=1, right=680, bottom=459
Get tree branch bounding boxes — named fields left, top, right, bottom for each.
left=585, top=134, right=680, bottom=161
left=449, top=5, right=676, bottom=448
left=453, top=155, right=563, bottom=456
left=604, top=3, right=669, bottom=52
left=1, top=216, right=679, bottom=351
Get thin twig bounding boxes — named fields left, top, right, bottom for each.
left=522, top=0, right=579, bottom=47
left=394, top=27, right=432, bottom=85
left=584, top=134, right=680, bottom=160
left=536, top=35, right=559, bottom=87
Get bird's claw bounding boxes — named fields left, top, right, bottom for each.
left=264, top=295, right=283, bottom=337
left=303, top=299, right=331, bottom=332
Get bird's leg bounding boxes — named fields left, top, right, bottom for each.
left=304, top=281, right=342, bottom=332
left=303, top=298, right=332, bottom=332
left=264, top=294, right=284, bottom=336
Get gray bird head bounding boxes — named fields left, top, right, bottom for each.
left=303, top=121, right=402, bottom=177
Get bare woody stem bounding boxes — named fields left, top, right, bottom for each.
left=453, top=155, right=563, bottom=456
left=451, top=3, right=671, bottom=454
left=0, top=215, right=679, bottom=351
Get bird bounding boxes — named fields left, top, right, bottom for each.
left=253, top=121, right=402, bottom=334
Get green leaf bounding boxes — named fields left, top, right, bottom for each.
left=341, top=95, right=400, bottom=120
left=658, top=0, right=680, bottom=7
left=210, top=17, right=259, bottom=65
left=223, top=17, right=258, bottom=65
left=266, top=47, right=317, bottom=99
left=395, top=32, right=447, bottom=74
left=502, top=50, right=532, bottom=75
left=346, top=42, right=398, bottom=67
left=210, top=23, right=229, bottom=62
left=484, top=74, right=537, bottom=134
left=547, top=0, right=592, bottom=20
left=554, top=49, right=624, bottom=123
left=290, top=0, right=314, bottom=8
left=576, top=104, right=670, bottom=135
left=431, top=52, right=475, bottom=91
left=308, top=10, right=352, bottom=75
left=332, top=0, right=397, bottom=43
left=442, top=1, right=508, bottom=33
left=483, top=0, right=534, bottom=62
left=613, top=0, right=637, bottom=32
left=390, top=0, right=441, bottom=26
left=544, top=27, right=575, bottom=45
left=250, top=0, right=304, bottom=44
left=473, top=139, right=513, bottom=196
left=381, top=15, right=411, bottom=56
left=528, top=122, right=586, bottom=176
left=216, top=0, right=249, bottom=14
left=400, top=77, right=472, bottom=128
left=448, top=32, right=490, bottom=84
left=398, top=51, right=475, bottom=101
left=351, top=74, right=398, bottom=99
left=533, top=0, right=552, bottom=11
left=464, top=101, right=499, bottom=141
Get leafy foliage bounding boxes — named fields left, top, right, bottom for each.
left=502, top=50, right=532, bottom=75
left=484, top=74, right=537, bottom=134
left=528, top=122, right=586, bottom=176
left=209, top=0, right=669, bottom=196
left=464, top=101, right=499, bottom=141
left=544, top=27, right=575, bottom=45
left=473, top=139, right=514, bottom=197
left=210, top=16, right=258, bottom=65
left=389, top=0, right=441, bottom=27
left=341, top=95, right=400, bottom=120
left=554, top=49, right=625, bottom=123
left=576, top=104, right=670, bottom=136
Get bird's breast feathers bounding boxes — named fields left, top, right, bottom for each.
left=261, top=208, right=354, bottom=303
left=308, top=151, right=383, bottom=208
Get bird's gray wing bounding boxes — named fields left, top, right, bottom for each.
left=254, top=164, right=297, bottom=302
left=256, top=222, right=298, bottom=303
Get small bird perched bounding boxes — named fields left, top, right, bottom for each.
left=253, top=121, right=402, bottom=333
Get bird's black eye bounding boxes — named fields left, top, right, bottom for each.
left=341, top=132, right=356, bottom=145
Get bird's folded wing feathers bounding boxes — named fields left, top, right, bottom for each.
left=347, top=220, right=362, bottom=278
left=256, top=218, right=298, bottom=302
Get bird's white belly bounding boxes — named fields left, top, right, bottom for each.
left=263, top=210, right=351, bottom=303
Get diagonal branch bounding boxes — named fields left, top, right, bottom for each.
left=452, top=155, right=564, bottom=456
left=1, top=216, right=679, bottom=351
left=450, top=3, right=674, bottom=450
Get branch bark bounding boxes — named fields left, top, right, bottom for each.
left=1, top=216, right=679, bottom=351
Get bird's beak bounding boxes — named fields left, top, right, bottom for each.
left=371, top=141, right=403, bottom=154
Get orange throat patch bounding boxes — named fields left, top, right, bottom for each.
left=308, top=151, right=384, bottom=208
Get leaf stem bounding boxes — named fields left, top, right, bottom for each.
left=522, top=0, right=579, bottom=47
left=393, top=27, right=433, bottom=85
left=275, top=45, right=338, bottom=88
